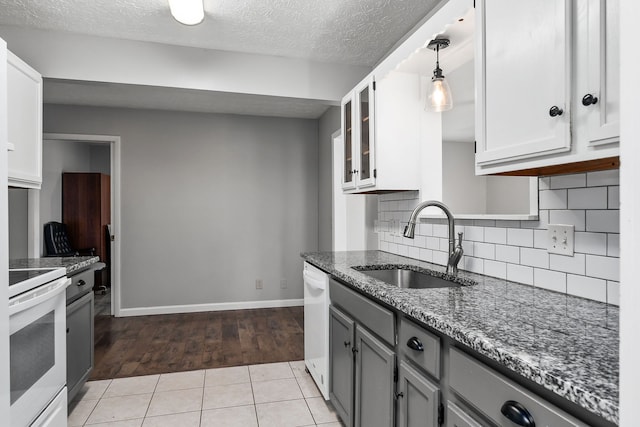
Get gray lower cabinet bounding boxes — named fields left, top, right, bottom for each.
left=66, top=291, right=94, bottom=402
left=354, top=326, right=395, bottom=427
left=397, top=360, right=440, bottom=427
left=329, top=305, right=355, bottom=426
left=329, top=304, right=395, bottom=427
left=446, top=402, right=483, bottom=427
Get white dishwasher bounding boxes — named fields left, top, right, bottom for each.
left=303, top=261, right=330, bottom=400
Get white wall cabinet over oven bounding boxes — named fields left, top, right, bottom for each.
left=341, top=73, right=421, bottom=193
left=7, top=50, right=43, bottom=189
left=475, top=0, right=619, bottom=175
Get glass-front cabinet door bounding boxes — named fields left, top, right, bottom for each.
left=355, top=78, right=376, bottom=188
left=341, top=94, right=356, bottom=190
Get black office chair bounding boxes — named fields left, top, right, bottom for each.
left=43, top=221, right=95, bottom=257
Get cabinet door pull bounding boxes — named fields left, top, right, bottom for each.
left=394, top=392, right=404, bottom=399
left=406, top=337, right=424, bottom=352
left=351, top=347, right=358, bottom=354
left=582, top=93, right=599, bottom=106
left=77, top=279, right=86, bottom=287
left=343, top=340, right=351, bottom=348
left=500, top=400, right=536, bottom=427
left=548, top=106, right=563, bottom=117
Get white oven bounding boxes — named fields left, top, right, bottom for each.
left=9, top=268, right=69, bottom=427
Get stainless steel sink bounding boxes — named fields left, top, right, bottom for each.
left=357, top=268, right=463, bottom=289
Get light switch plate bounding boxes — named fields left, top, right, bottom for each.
left=547, top=224, right=575, bottom=256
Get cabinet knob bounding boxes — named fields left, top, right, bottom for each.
left=582, top=93, right=599, bottom=106
left=77, top=279, right=86, bottom=287
left=500, top=400, right=536, bottom=427
left=406, top=337, right=424, bottom=352
left=343, top=340, right=351, bottom=348
left=351, top=347, right=359, bottom=354
left=548, top=106, right=563, bottom=117
left=394, top=392, right=404, bottom=399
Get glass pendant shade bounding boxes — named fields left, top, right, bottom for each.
left=426, top=76, right=453, bottom=112
left=169, top=0, right=204, bottom=25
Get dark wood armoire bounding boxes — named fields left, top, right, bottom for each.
left=62, top=172, right=111, bottom=286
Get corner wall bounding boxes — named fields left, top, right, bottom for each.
left=43, top=104, right=319, bottom=312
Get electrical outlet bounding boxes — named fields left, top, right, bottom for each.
left=547, top=224, right=575, bottom=256
left=255, top=279, right=263, bottom=289
left=280, top=279, right=287, bottom=289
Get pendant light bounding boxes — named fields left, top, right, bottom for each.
left=168, top=0, right=204, bottom=26
left=425, top=38, right=453, bottom=112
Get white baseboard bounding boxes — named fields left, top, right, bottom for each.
left=117, top=298, right=304, bottom=317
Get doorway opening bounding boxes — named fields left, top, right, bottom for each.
left=40, top=133, right=122, bottom=317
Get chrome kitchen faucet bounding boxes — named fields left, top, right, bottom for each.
left=403, top=200, right=463, bottom=275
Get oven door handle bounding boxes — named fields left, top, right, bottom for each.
left=8, top=277, right=70, bottom=316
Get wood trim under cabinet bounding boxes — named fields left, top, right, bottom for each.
left=493, top=156, right=619, bottom=177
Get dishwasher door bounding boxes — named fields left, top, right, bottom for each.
left=303, top=262, right=330, bottom=400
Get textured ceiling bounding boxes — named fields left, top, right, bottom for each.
left=44, top=79, right=333, bottom=119
left=0, top=0, right=443, bottom=67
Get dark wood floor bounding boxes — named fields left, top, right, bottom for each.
left=91, top=307, right=304, bottom=380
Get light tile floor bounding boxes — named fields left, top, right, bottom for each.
left=68, top=361, right=344, bottom=427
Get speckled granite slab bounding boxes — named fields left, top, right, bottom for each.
left=10, top=256, right=100, bottom=275
left=302, top=251, right=619, bottom=425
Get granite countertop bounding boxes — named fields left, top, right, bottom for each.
left=302, top=250, right=619, bottom=425
left=10, top=256, right=101, bottom=275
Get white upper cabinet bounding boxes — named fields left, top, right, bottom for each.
left=580, top=0, right=619, bottom=146
left=341, top=73, right=421, bottom=194
left=475, top=0, right=619, bottom=175
left=7, top=51, right=43, bottom=189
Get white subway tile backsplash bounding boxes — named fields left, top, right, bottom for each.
left=433, top=224, right=448, bottom=238
left=432, top=251, right=449, bottom=267
left=574, top=232, right=607, bottom=255
left=608, top=186, right=620, bottom=209
left=586, top=255, right=620, bottom=281
left=587, top=169, right=619, bottom=186
left=568, top=187, right=607, bottom=209
left=376, top=170, right=619, bottom=304
left=426, top=237, right=440, bottom=250
left=464, top=257, right=484, bottom=274
left=507, top=228, right=534, bottom=247
left=520, top=247, right=549, bottom=268
left=607, top=281, right=620, bottom=306
left=539, top=189, right=567, bottom=209
left=550, top=173, right=586, bottom=189
left=408, top=246, right=421, bottom=260
left=485, top=227, right=507, bottom=244
left=533, top=229, right=547, bottom=249
left=549, top=210, right=586, bottom=232
left=534, top=268, right=567, bottom=293
left=474, top=242, right=496, bottom=260
left=419, top=248, right=433, bottom=262
left=465, top=226, right=484, bottom=242
left=495, top=245, right=519, bottom=263
left=586, top=210, right=620, bottom=233
left=507, top=264, right=534, bottom=285
left=567, top=275, right=607, bottom=303
left=607, top=234, right=620, bottom=257
left=484, top=260, right=507, bottom=279
left=549, top=253, right=586, bottom=275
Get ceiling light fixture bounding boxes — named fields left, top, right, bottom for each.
left=168, top=0, right=204, bottom=26
left=425, top=37, right=453, bottom=112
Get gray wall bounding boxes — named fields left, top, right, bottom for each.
left=43, top=105, right=319, bottom=309
left=318, top=106, right=340, bottom=251
left=8, top=188, right=28, bottom=259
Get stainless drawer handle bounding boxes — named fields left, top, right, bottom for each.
left=500, top=400, right=535, bottom=427
left=407, top=337, right=424, bottom=352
